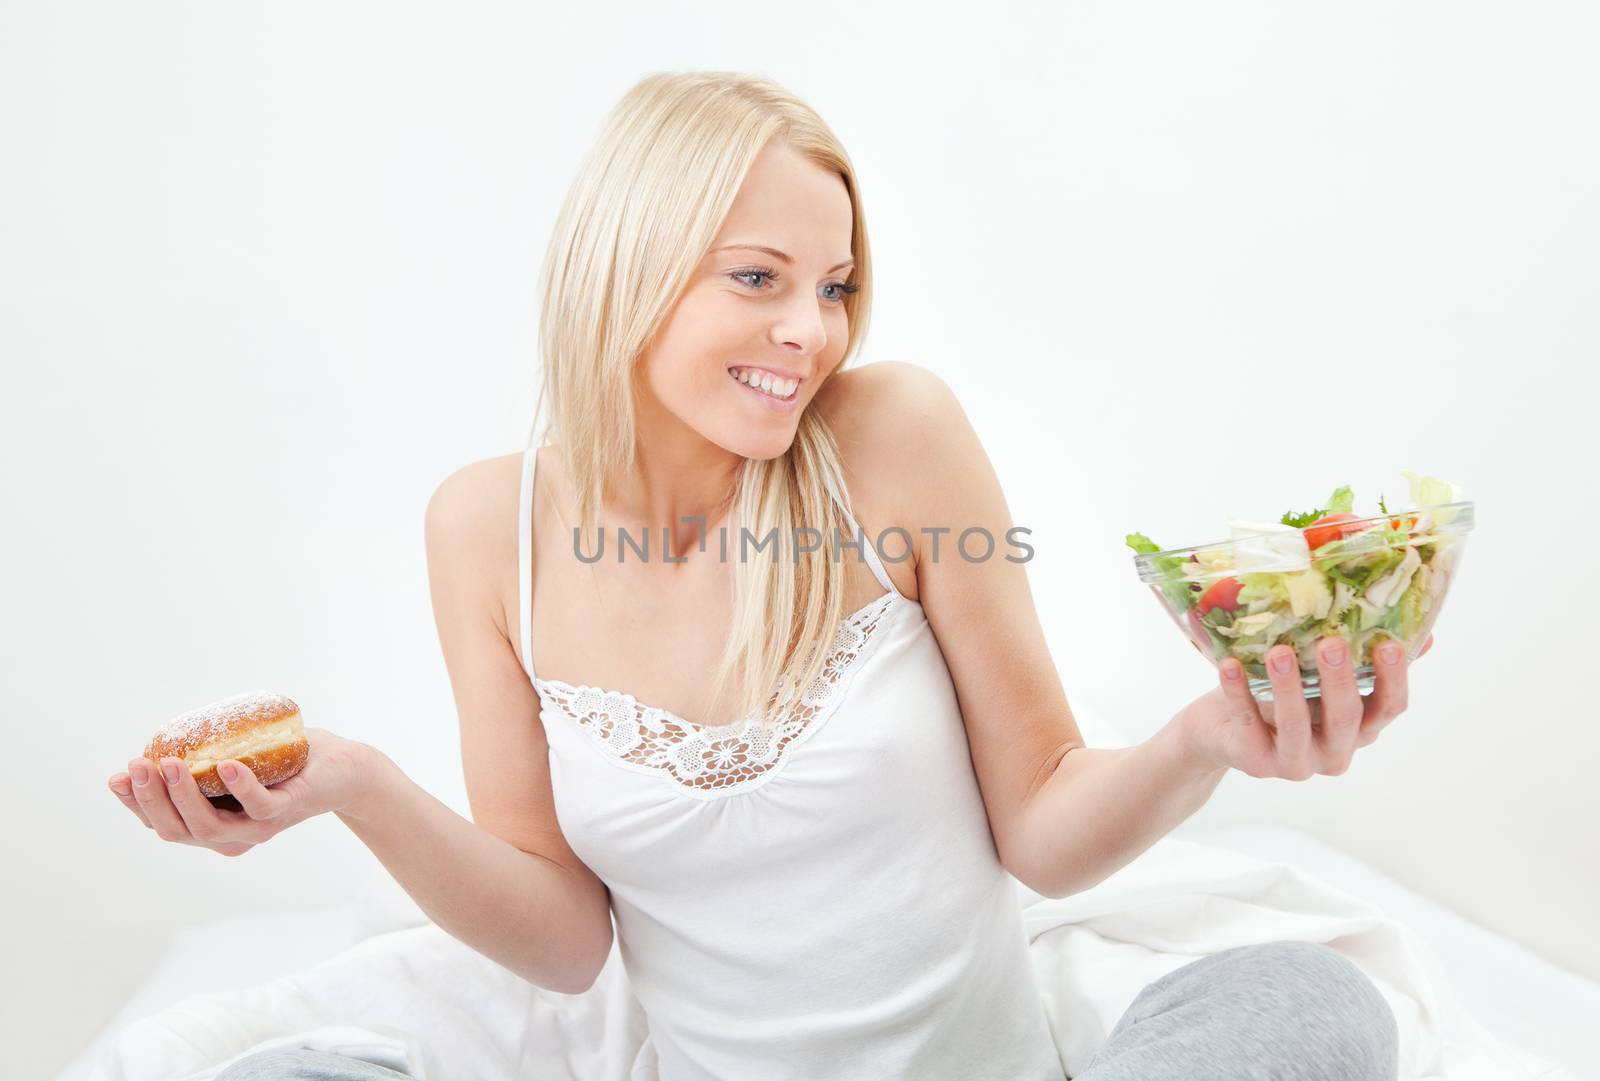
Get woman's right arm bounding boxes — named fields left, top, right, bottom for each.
left=350, top=457, right=615, bottom=994
left=334, top=742, right=611, bottom=996
left=109, top=459, right=614, bottom=995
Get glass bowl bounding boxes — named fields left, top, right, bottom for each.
left=1132, top=501, right=1473, bottom=704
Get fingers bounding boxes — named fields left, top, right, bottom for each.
left=1313, top=637, right=1362, bottom=775
left=1264, top=644, right=1315, bottom=780
left=120, top=756, right=260, bottom=853
left=108, top=771, right=152, bottom=829
left=215, top=758, right=295, bottom=823
left=126, top=758, right=195, bottom=842
left=1357, top=637, right=1411, bottom=744
left=1216, top=657, right=1274, bottom=776
left=159, top=757, right=256, bottom=843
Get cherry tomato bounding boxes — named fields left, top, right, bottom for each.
left=1303, top=512, right=1360, bottom=551
left=1196, top=576, right=1244, bottom=615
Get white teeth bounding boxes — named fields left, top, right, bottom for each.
left=730, top=368, right=798, bottom=399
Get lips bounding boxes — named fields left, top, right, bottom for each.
left=729, top=369, right=802, bottom=414
left=728, top=364, right=804, bottom=384
left=727, top=366, right=800, bottom=401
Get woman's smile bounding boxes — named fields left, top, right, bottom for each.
left=728, top=366, right=802, bottom=413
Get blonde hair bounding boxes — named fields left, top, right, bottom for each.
left=528, top=70, right=876, bottom=731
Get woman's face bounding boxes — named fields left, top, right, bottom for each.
left=637, top=141, right=856, bottom=461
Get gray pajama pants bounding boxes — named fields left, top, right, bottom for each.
left=214, top=939, right=1399, bottom=1081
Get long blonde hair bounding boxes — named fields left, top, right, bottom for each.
left=528, top=70, right=876, bottom=730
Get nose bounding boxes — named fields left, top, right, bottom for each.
left=768, top=292, right=829, bottom=357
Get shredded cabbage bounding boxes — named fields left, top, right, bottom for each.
left=1128, top=471, right=1466, bottom=675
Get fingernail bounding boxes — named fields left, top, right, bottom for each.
left=1322, top=641, right=1347, bottom=668
left=131, top=763, right=150, bottom=786
left=1224, top=661, right=1241, bottom=681
left=219, top=762, right=238, bottom=783
left=1381, top=643, right=1403, bottom=664
left=1271, top=650, right=1295, bottom=675
left=161, top=760, right=181, bottom=785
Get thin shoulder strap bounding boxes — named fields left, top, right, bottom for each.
left=824, top=470, right=903, bottom=601
left=518, top=445, right=538, bottom=684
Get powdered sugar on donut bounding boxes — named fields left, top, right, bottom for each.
left=155, top=690, right=300, bottom=747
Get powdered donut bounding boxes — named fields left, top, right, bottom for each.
left=144, top=690, right=309, bottom=798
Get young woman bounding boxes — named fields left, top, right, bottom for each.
left=110, top=71, right=1425, bottom=1081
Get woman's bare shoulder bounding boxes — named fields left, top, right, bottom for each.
left=425, top=451, right=529, bottom=639
left=428, top=451, right=526, bottom=531
left=814, top=362, right=950, bottom=506
left=814, top=360, right=949, bottom=437
left=814, top=363, right=945, bottom=599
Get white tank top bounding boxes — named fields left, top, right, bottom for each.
left=516, top=445, right=1065, bottom=1081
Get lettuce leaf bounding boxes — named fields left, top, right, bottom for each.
left=1280, top=484, right=1355, bottom=528
left=1125, top=531, right=1164, bottom=556
left=1401, top=470, right=1467, bottom=525
left=1127, top=532, right=1196, bottom=611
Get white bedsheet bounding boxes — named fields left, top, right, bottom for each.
left=68, top=828, right=1584, bottom=1081
left=1183, top=823, right=1600, bottom=1080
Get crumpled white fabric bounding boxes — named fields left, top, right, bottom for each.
left=88, top=834, right=1577, bottom=1081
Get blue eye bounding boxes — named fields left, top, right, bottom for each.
left=728, top=266, right=859, bottom=305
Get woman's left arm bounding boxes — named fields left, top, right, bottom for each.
left=1015, top=626, right=1428, bottom=900
left=848, top=363, right=1428, bottom=903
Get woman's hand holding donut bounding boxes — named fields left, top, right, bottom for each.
left=107, top=728, right=375, bottom=856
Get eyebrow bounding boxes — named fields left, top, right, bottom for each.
left=710, top=244, right=855, bottom=274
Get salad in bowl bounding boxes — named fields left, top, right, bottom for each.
left=1128, top=471, right=1472, bottom=702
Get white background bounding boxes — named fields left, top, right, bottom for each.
left=3, top=2, right=1596, bottom=1077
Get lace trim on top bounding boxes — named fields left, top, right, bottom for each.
left=532, top=590, right=898, bottom=798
